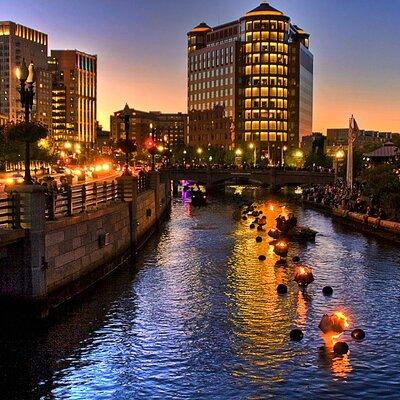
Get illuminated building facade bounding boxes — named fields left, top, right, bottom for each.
left=0, top=21, right=52, bottom=130
left=110, top=107, right=187, bottom=153
left=0, top=113, right=7, bottom=126
left=50, top=50, right=97, bottom=147
left=187, top=2, right=313, bottom=163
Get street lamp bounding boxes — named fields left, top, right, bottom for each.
left=16, top=58, right=36, bottom=184
left=196, top=147, right=203, bottom=165
left=119, top=103, right=132, bottom=175
left=148, top=123, right=157, bottom=171
left=335, top=148, right=345, bottom=176
left=281, top=145, right=288, bottom=167
left=294, top=149, right=304, bottom=168
left=249, top=142, right=256, bottom=166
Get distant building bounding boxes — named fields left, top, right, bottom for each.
left=364, top=142, right=399, bottom=164
left=326, top=128, right=395, bottom=147
left=187, top=2, right=313, bottom=161
left=50, top=50, right=97, bottom=148
left=0, top=113, right=7, bottom=126
left=96, top=122, right=111, bottom=155
left=188, top=105, right=232, bottom=147
left=110, top=107, right=187, bottom=152
left=0, top=21, right=52, bottom=130
left=301, top=132, right=324, bottom=155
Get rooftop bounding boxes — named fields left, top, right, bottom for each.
left=245, top=1, right=284, bottom=17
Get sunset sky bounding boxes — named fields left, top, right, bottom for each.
left=2, top=0, right=400, bottom=133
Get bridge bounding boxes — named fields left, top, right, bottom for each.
left=161, top=168, right=334, bottom=188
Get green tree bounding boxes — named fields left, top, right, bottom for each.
left=304, top=152, right=332, bottom=169
left=361, top=164, right=400, bottom=219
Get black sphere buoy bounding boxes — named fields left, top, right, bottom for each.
left=258, top=255, right=266, bottom=261
left=256, top=236, right=262, bottom=243
left=242, top=216, right=248, bottom=221
left=292, top=256, right=300, bottom=263
left=275, top=259, right=287, bottom=267
left=259, top=211, right=263, bottom=214
left=333, top=341, right=349, bottom=355
left=250, top=223, right=255, bottom=229
left=351, top=329, right=366, bottom=341
left=322, top=286, right=333, bottom=296
left=290, top=329, right=304, bottom=341
left=257, top=225, right=264, bottom=231
left=277, top=284, right=288, bottom=294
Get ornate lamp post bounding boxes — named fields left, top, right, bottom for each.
left=16, top=59, right=36, bottom=184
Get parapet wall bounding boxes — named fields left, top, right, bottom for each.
left=44, top=202, right=131, bottom=294
left=0, top=173, right=171, bottom=317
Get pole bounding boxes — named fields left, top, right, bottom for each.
left=151, top=127, right=155, bottom=171
left=124, top=115, right=130, bottom=175
left=24, top=88, right=32, bottom=185
left=346, top=117, right=354, bottom=189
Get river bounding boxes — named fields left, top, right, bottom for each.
left=1, top=189, right=400, bottom=399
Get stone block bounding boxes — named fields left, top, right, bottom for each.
left=72, top=236, right=82, bottom=249
left=54, top=250, right=75, bottom=268
left=46, top=244, right=60, bottom=259
left=46, top=231, right=65, bottom=247
left=65, top=225, right=78, bottom=241
left=76, top=222, right=88, bottom=236
left=59, top=240, right=73, bottom=254
left=74, top=246, right=86, bottom=261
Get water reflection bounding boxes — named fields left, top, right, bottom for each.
left=1, top=190, right=400, bottom=398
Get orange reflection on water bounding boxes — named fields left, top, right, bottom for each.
left=320, top=333, right=353, bottom=379
left=295, top=291, right=308, bottom=327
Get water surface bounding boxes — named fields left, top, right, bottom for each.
left=1, top=193, right=400, bottom=399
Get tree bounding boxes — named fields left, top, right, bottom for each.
left=361, top=164, right=400, bottom=219
left=7, top=121, right=47, bottom=143
left=304, top=152, right=332, bottom=169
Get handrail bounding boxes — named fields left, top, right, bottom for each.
left=0, top=173, right=152, bottom=224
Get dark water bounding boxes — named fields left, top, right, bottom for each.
left=2, top=191, right=400, bottom=399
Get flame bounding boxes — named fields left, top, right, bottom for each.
left=269, top=205, right=274, bottom=211
left=277, top=241, right=287, bottom=248
left=299, top=267, right=306, bottom=275
left=334, top=312, right=349, bottom=329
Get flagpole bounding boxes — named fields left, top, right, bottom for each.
left=346, top=114, right=358, bottom=190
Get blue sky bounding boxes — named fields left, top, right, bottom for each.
left=2, top=0, right=400, bottom=132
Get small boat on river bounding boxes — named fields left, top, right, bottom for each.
left=268, top=226, right=317, bottom=242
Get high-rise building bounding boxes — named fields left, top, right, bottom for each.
left=187, top=2, right=313, bottom=163
left=110, top=107, right=187, bottom=153
left=50, top=50, right=97, bottom=147
left=0, top=21, right=52, bottom=130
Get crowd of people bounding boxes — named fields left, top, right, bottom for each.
left=302, top=179, right=387, bottom=220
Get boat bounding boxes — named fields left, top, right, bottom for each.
left=190, top=184, right=207, bottom=207
left=268, top=226, right=317, bottom=242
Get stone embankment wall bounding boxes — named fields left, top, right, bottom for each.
left=44, top=202, right=131, bottom=295
left=303, top=199, right=400, bottom=243
left=0, top=172, right=171, bottom=317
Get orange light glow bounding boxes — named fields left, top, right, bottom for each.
left=334, top=312, right=349, bottom=329
left=319, top=312, right=349, bottom=336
